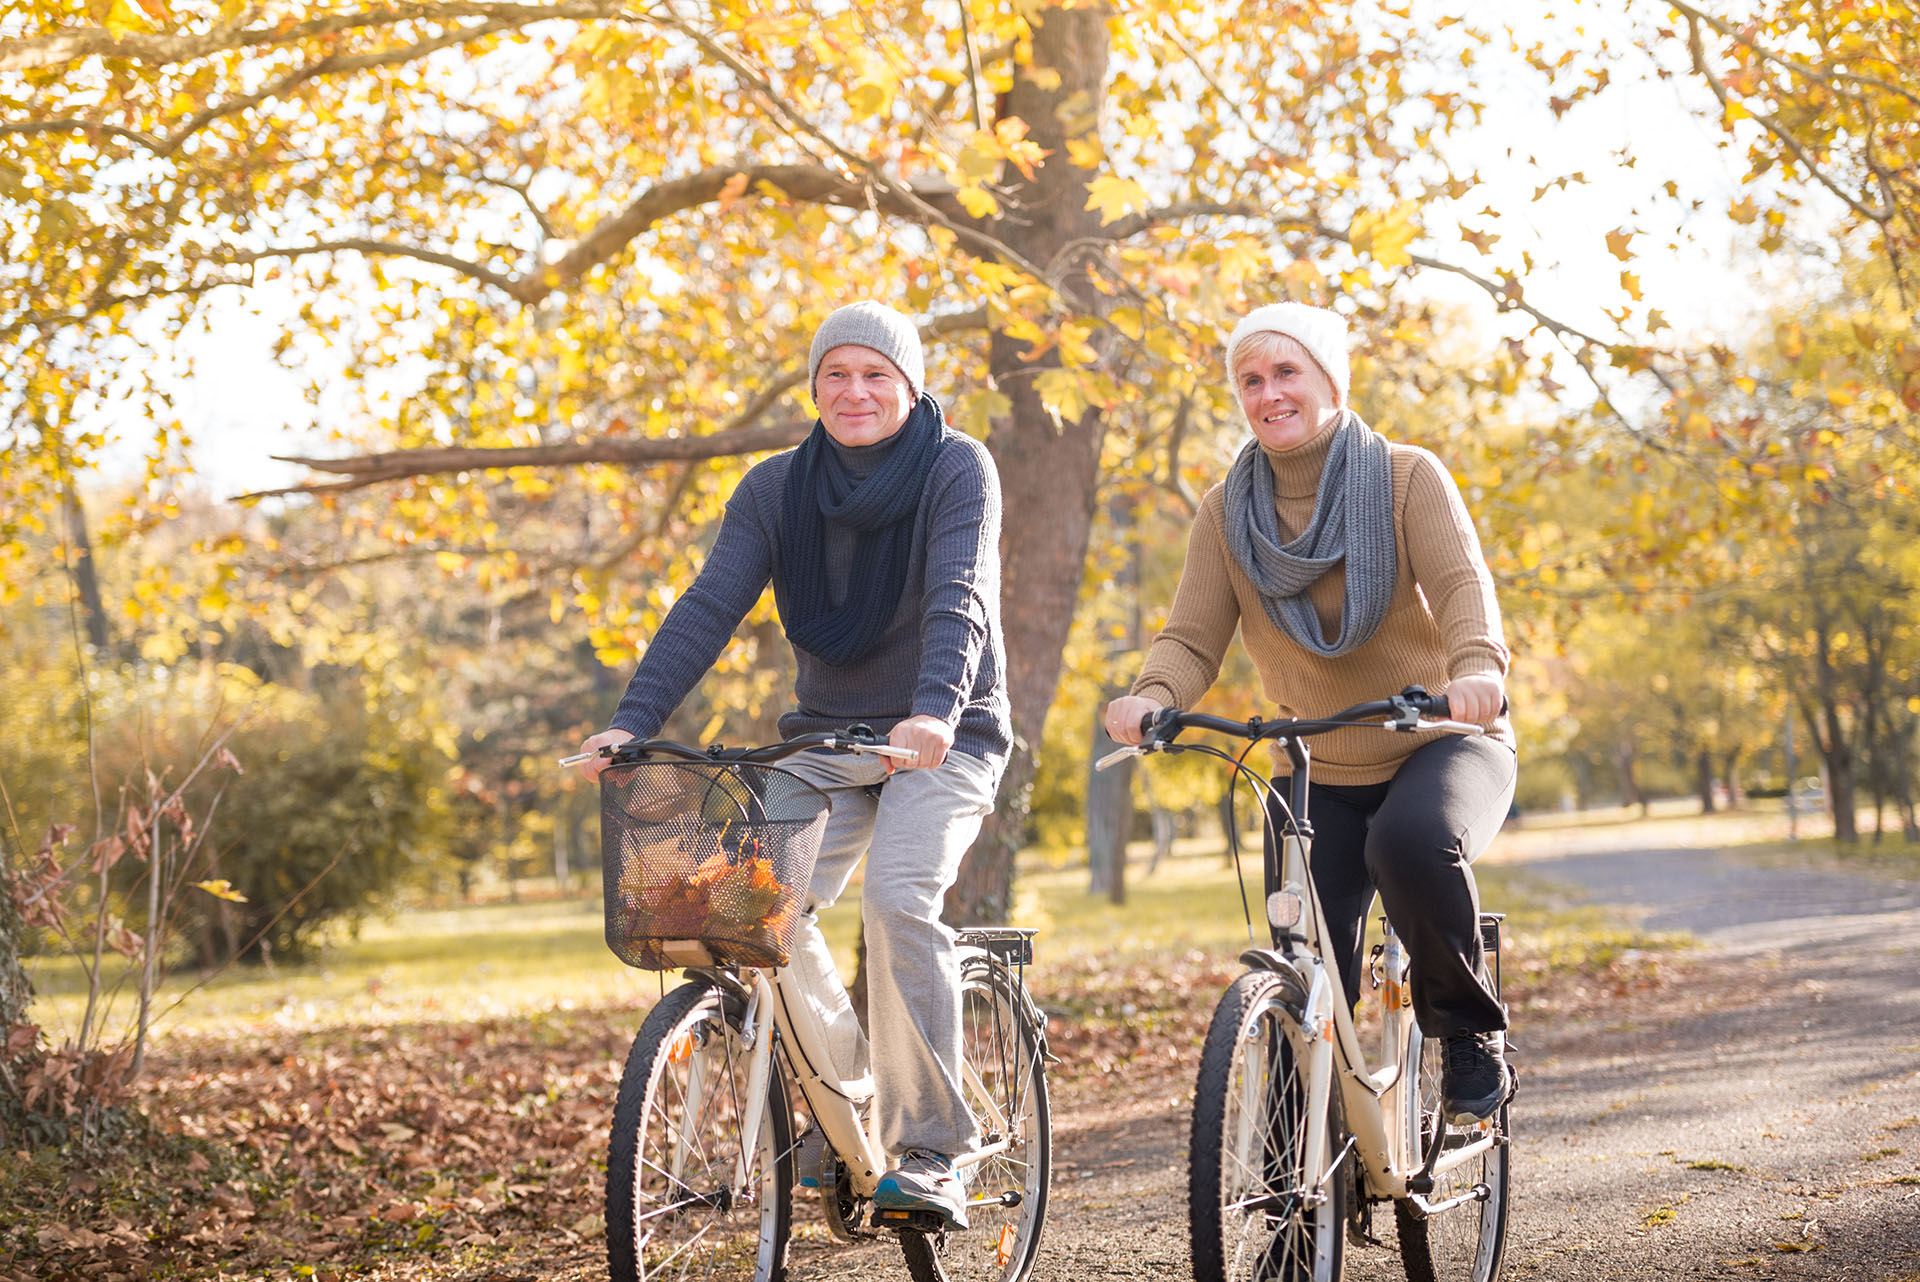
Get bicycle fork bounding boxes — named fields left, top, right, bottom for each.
left=733, top=975, right=775, bottom=1198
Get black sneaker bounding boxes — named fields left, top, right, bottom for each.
left=1441, top=1031, right=1508, bottom=1123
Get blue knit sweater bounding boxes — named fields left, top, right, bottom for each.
left=607, top=431, right=1013, bottom=765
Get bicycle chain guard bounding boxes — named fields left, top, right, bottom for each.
left=818, top=1151, right=873, bottom=1242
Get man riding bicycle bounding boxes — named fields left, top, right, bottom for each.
left=576, top=300, right=1011, bottom=1230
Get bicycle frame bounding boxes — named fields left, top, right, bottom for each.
left=1254, top=732, right=1500, bottom=1214
left=690, top=942, right=1026, bottom=1207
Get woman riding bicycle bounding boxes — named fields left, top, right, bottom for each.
left=576, top=300, right=1011, bottom=1230
left=1104, top=300, right=1518, bottom=1123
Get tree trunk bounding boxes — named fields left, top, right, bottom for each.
left=1140, top=772, right=1176, bottom=876
left=1086, top=484, right=1144, bottom=903
left=0, top=849, right=32, bottom=1040
left=1696, top=747, right=1716, bottom=814
left=1086, top=708, right=1132, bottom=904
left=1570, top=753, right=1595, bottom=811
left=945, top=5, right=1112, bottom=926
left=62, top=480, right=112, bottom=653
left=1896, top=725, right=1920, bottom=843
left=1815, top=700, right=1857, bottom=842
left=1805, top=599, right=1858, bottom=843
left=1720, top=747, right=1745, bottom=808
left=1616, top=743, right=1648, bottom=816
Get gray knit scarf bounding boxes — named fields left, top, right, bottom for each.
left=1223, top=411, right=1396, bottom=657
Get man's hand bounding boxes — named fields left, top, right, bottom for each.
left=1445, top=674, right=1506, bottom=726
left=888, top=714, right=955, bottom=771
left=1103, top=695, right=1165, bottom=746
left=573, top=728, right=635, bottom=782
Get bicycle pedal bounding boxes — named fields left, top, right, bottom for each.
left=872, top=1206, right=957, bottom=1235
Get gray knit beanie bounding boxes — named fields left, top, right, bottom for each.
left=808, top=301, right=925, bottom=402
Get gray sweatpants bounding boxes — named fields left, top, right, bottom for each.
left=777, top=747, right=1000, bottom=1159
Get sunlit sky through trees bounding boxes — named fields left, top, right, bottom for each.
left=84, top=0, right=1827, bottom=498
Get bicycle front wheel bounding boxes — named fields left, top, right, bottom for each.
left=1190, top=969, right=1346, bottom=1282
left=606, top=977, right=793, bottom=1282
left=900, top=953, right=1051, bottom=1282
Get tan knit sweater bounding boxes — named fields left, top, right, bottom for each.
left=1131, top=420, right=1515, bottom=785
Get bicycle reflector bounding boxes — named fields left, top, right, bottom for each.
left=1267, top=890, right=1303, bottom=930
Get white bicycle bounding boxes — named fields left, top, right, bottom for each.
left=1097, top=688, right=1513, bottom=1282
left=565, top=729, right=1051, bottom=1282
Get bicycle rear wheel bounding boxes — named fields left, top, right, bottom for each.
left=1190, top=969, right=1346, bottom=1282
left=899, top=952, right=1051, bottom=1282
left=606, top=977, right=793, bottom=1282
left=1395, top=918, right=1511, bottom=1282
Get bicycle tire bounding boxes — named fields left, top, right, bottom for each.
left=1395, top=953, right=1511, bottom=1282
left=606, top=977, right=793, bottom=1282
left=1190, top=970, right=1347, bottom=1282
left=900, top=953, right=1051, bottom=1282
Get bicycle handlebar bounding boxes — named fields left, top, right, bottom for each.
left=557, top=725, right=916, bottom=769
left=1095, top=686, right=1483, bottom=772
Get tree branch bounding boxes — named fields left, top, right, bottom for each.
left=151, top=18, right=526, bottom=160
left=644, top=6, right=1059, bottom=288
left=526, top=162, right=950, bottom=304
left=232, top=307, right=990, bottom=500
left=1665, top=0, right=1920, bottom=112
left=0, top=1, right=614, bottom=73
left=1680, top=12, right=1894, bottom=224
left=212, top=164, right=966, bottom=305
left=234, top=419, right=813, bottom=500
left=222, top=238, right=522, bottom=295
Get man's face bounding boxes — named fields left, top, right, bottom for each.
left=815, top=345, right=914, bottom=447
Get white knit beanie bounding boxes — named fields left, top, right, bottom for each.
left=808, top=301, right=925, bottom=401
left=1225, top=303, right=1351, bottom=407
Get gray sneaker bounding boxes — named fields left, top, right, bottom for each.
left=873, top=1148, right=968, bottom=1230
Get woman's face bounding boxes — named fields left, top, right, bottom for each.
left=1236, top=334, right=1340, bottom=451
left=815, top=345, right=914, bottom=447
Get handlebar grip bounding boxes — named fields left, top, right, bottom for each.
left=1399, top=685, right=1449, bottom=719
left=1143, top=706, right=1178, bottom=737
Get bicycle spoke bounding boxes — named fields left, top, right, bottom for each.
left=607, top=981, right=791, bottom=1282
left=899, top=956, right=1051, bottom=1282
left=1191, top=971, right=1343, bottom=1282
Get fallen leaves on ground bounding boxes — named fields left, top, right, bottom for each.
left=0, top=931, right=1681, bottom=1280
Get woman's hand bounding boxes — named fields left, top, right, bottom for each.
left=889, top=714, right=955, bottom=771
left=1445, top=674, right=1506, bottom=726
left=1103, top=695, right=1165, bottom=746
left=573, top=728, right=635, bottom=782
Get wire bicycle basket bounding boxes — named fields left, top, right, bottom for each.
left=599, top=758, right=831, bottom=970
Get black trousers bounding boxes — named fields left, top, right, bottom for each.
left=1265, top=734, right=1517, bottom=1037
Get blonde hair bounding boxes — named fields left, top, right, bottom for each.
left=1225, top=302, right=1351, bottom=407
left=1229, top=330, right=1343, bottom=407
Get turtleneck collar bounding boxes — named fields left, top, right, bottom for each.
left=827, top=427, right=906, bottom=480
left=1258, top=412, right=1346, bottom=502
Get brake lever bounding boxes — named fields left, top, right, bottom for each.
left=1411, top=718, right=1487, bottom=736
left=558, top=746, right=618, bottom=767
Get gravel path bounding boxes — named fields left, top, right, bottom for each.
left=1496, top=840, right=1920, bottom=1281
left=1027, top=832, right=1920, bottom=1282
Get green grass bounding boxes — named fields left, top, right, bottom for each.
left=21, top=834, right=1670, bottom=1045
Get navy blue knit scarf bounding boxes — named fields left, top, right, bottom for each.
left=776, top=394, right=948, bottom=666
